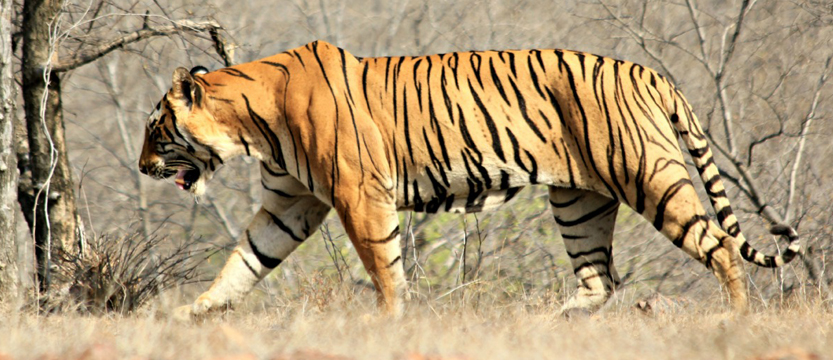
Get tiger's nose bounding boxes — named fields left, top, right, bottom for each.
left=139, top=160, right=154, bottom=175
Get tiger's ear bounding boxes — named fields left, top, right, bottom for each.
left=171, top=67, right=196, bottom=108
left=190, top=66, right=210, bottom=76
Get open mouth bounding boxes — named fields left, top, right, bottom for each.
left=175, top=169, right=200, bottom=190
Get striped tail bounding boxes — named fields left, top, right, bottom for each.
left=667, top=88, right=800, bottom=268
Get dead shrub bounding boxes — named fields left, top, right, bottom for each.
left=58, top=231, right=209, bottom=314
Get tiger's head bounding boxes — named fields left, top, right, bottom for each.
left=139, top=66, right=226, bottom=197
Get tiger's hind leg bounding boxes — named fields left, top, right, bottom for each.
left=549, top=187, right=621, bottom=316
left=642, top=177, right=749, bottom=312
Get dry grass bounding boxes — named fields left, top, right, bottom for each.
left=1, top=285, right=830, bottom=360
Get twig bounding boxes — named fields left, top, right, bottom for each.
left=434, top=280, right=481, bottom=301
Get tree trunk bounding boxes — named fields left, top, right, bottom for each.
left=21, top=0, right=80, bottom=293
left=0, top=0, right=20, bottom=300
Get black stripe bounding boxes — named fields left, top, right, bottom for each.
left=488, top=57, right=510, bottom=103
left=385, top=57, right=392, bottom=92
left=239, top=251, right=260, bottom=277
left=264, top=210, right=304, bottom=242
left=362, top=61, right=373, bottom=117
left=423, top=129, right=450, bottom=186
left=505, top=128, right=538, bottom=183
left=261, top=180, right=295, bottom=197
left=468, top=79, right=505, bottom=162
left=688, top=146, right=707, bottom=158
left=367, top=226, right=400, bottom=244
left=386, top=255, right=402, bottom=268
left=403, top=88, right=415, bottom=164
left=500, top=170, right=510, bottom=189
left=507, top=76, right=546, bottom=142
left=527, top=52, right=547, bottom=99
left=553, top=200, right=618, bottom=227
left=458, top=105, right=481, bottom=158
left=243, top=94, right=285, bottom=168
left=239, top=132, right=250, bottom=156
left=208, top=96, right=234, bottom=104
left=219, top=68, right=254, bottom=81
left=412, top=179, right=424, bottom=212
left=291, top=50, right=306, bottom=67
left=247, top=230, right=283, bottom=269
left=671, top=214, right=709, bottom=248
left=470, top=52, right=484, bottom=88
left=414, top=58, right=424, bottom=113
left=573, top=259, right=610, bottom=275
left=305, top=154, right=315, bottom=192
left=703, top=243, right=721, bottom=270
left=715, top=206, right=734, bottom=227
left=464, top=147, right=493, bottom=189
left=441, top=66, right=455, bottom=124
left=652, top=178, right=693, bottom=231
left=505, top=187, right=521, bottom=202
left=261, top=61, right=288, bottom=72
left=567, top=246, right=611, bottom=259
left=261, top=163, right=289, bottom=177
left=563, top=140, right=577, bottom=188
left=549, top=194, right=583, bottom=208
left=338, top=48, right=357, bottom=102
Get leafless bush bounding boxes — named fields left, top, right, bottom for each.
left=57, top=230, right=209, bottom=314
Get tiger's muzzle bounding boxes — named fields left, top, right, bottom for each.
left=139, top=158, right=202, bottom=191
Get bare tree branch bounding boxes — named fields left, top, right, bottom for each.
left=51, top=19, right=223, bottom=73
left=785, top=55, right=832, bottom=223
left=596, top=0, right=678, bottom=84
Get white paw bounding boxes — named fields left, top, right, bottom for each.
left=172, top=304, right=195, bottom=323
left=192, top=295, right=213, bottom=315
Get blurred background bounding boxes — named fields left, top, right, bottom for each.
left=10, top=0, right=833, bottom=312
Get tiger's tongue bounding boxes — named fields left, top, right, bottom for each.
left=175, top=170, right=188, bottom=190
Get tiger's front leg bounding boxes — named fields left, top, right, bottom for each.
left=334, top=197, right=406, bottom=316
left=174, top=174, right=331, bottom=321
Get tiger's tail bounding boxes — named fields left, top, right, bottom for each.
left=666, top=87, right=800, bottom=268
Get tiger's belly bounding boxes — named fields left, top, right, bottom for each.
left=396, top=185, right=524, bottom=214
left=394, top=167, right=552, bottom=214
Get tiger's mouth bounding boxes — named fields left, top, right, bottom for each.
left=175, top=168, right=201, bottom=191
left=156, top=156, right=203, bottom=192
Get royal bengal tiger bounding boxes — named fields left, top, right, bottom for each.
left=138, top=40, right=799, bottom=318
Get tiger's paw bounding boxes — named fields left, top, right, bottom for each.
left=192, top=294, right=214, bottom=316
left=170, top=295, right=218, bottom=323
left=172, top=304, right=196, bottom=323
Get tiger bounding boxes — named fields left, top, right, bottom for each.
left=138, top=40, right=800, bottom=318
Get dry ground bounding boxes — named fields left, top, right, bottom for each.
left=0, top=292, right=830, bottom=360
